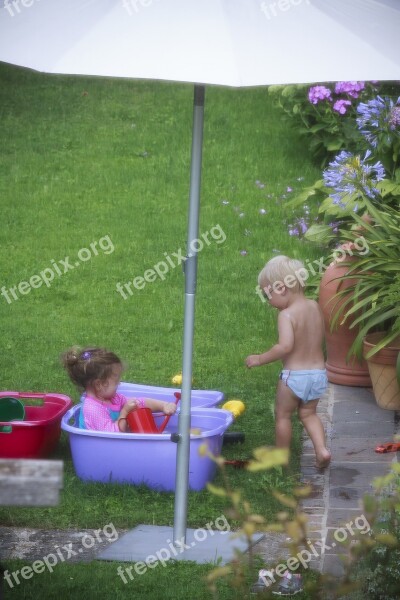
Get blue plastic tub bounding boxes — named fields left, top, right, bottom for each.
left=61, top=405, right=233, bottom=492
left=116, top=382, right=224, bottom=409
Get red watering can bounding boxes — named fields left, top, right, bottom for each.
left=127, top=392, right=180, bottom=434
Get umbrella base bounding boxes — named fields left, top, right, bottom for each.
left=97, top=524, right=264, bottom=566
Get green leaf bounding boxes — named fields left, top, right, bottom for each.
left=246, top=447, right=289, bottom=472
left=304, top=223, right=335, bottom=244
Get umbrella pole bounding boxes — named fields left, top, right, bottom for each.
left=173, top=84, right=205, bottom=545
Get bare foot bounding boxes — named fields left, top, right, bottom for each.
left=316, top=450, right=331, bottom=470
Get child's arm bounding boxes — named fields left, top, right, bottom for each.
left=143, top=398, right=177, bottom=415
left=245, top=312, right=294, bottom=368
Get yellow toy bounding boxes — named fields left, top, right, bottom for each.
left=172, top=374, right=183, bottom=385
left=221, top=400, right=245, bottom=419
left=171, top=373, right=193, bottom=385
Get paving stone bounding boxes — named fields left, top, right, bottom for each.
left=329, top=462, right=389, bottom=488
left=330, top=438, right=394, bottom=462
left=332, top=405, right=394, bottom=424
left=332, top=420, right=395, bottom=437
left=325, top=508, right=371, bottom=528
left=328, top=486, right=365, bottom=509
left=0, top=527, right=126, bottom=562
left=322, top=553, right=347, bottom=578
left=332, top=386, right=375, bottom=404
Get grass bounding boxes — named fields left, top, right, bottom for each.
left=1, top=558, right=320, bottom=600
left=0, top=61, right=323, bottom=598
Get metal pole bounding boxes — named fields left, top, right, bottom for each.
left=173, top=84, right=205, bottom=545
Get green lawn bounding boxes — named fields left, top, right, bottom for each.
left=0, top=62, right=322, bottom=598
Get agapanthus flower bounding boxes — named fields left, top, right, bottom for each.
left=288, top=227, right=299, bottom=236
left=389, top=106, right=400, bottom=129
left=323, top=150, right=385, bottom=206
left=308, top=85, right=332, bottom=105
left=329, top=221, right=340, bottom=233
left=333, top=99, right=352, bottom=115
left=334, top=81, right=365, bottom=98
left=357, top=96, right=400, bottom=147
left=288, top=217, right=308, bottom=237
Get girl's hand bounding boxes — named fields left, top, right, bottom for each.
left=245, top=354, right=260, bottom=368
left=120, top=400, right=139, bottom=418
left=162, top=402, right=177, bottom=416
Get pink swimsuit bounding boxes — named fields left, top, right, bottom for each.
left=82, top=392, right=146, bottom=432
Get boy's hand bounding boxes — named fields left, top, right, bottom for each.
left=245, top=354, right=260, bottom=368
left=162, top=402, right=177, bottom=416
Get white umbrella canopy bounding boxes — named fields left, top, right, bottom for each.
left=1, top=0, right=400, bottom=85
left=1, top=0, right=400, bottom=553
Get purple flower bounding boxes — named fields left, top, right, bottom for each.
left=82, top=351, right=91, bottom=360
left=333, top=99, right=352, bottom=115
left=286, top=186, right=293, bottom=193
left=240, top=249, right=248, bottom=256
left=357, top=96, right=400, bottom=147
left=329, top=221, right=340, bottom=233
left=298, top=218, right=308, bottom=234
left=288, top=217, right=308, bottom=237
left=323, top=150, right=385, bottom=205
left=334, top=81, right=365, bottom=98
left=308, top=85, right=332, bottom=105
left=389, top=106, right=400, bottom=129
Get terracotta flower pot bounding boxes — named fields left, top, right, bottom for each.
left=319, top=256, right=371, bottom=387
left=363, top=332, right=400, bottom=411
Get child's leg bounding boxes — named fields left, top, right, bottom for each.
left=298, top=399, right=331, bottom=468
left=275, top=381, right=300, bottom=449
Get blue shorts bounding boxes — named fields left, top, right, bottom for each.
left=279, top=369, right=328, bottom=403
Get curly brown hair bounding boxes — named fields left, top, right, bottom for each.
left=61, top=346, right=123, bottom=390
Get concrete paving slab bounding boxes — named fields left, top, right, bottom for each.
left=332, top=420, right=395, bottom=437
left=325, top=508, right=369, bottom=528
left=329, top=462, right=390, bottom=488
left=97, top=524, right=264, bottom=565
left=329, top=485, right=365, bottom=509
left=330, top=438, right=394, bottom=462
left=332, top=386, right=375, bottom=403
left=322, top=553, right=346, bottom=578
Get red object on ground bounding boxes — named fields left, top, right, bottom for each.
left=0, top=391, right=72, bottom=458
left=127, top=392, right=181, bottom=434
left=375, top=442, right=400, bottom=454
left=223, top=459, right=249, bottom=468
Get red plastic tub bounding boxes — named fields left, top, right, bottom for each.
left=0, top=391, right=72, bottom=458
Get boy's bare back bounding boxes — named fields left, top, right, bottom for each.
left=280, top=296, right=325, bottom=371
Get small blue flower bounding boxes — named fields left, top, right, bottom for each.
left=323, top=150, right=385, bottom=206
left=357, top=96, right=400, bottom=148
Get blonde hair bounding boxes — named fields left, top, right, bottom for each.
left=258, top=255, right=306, bottom=293
left=62, top=346, right=123, bottom=390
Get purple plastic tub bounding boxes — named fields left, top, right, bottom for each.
left=116, top=382, right=224, bottom=409
left=61, top=405, right=233, bottom=492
